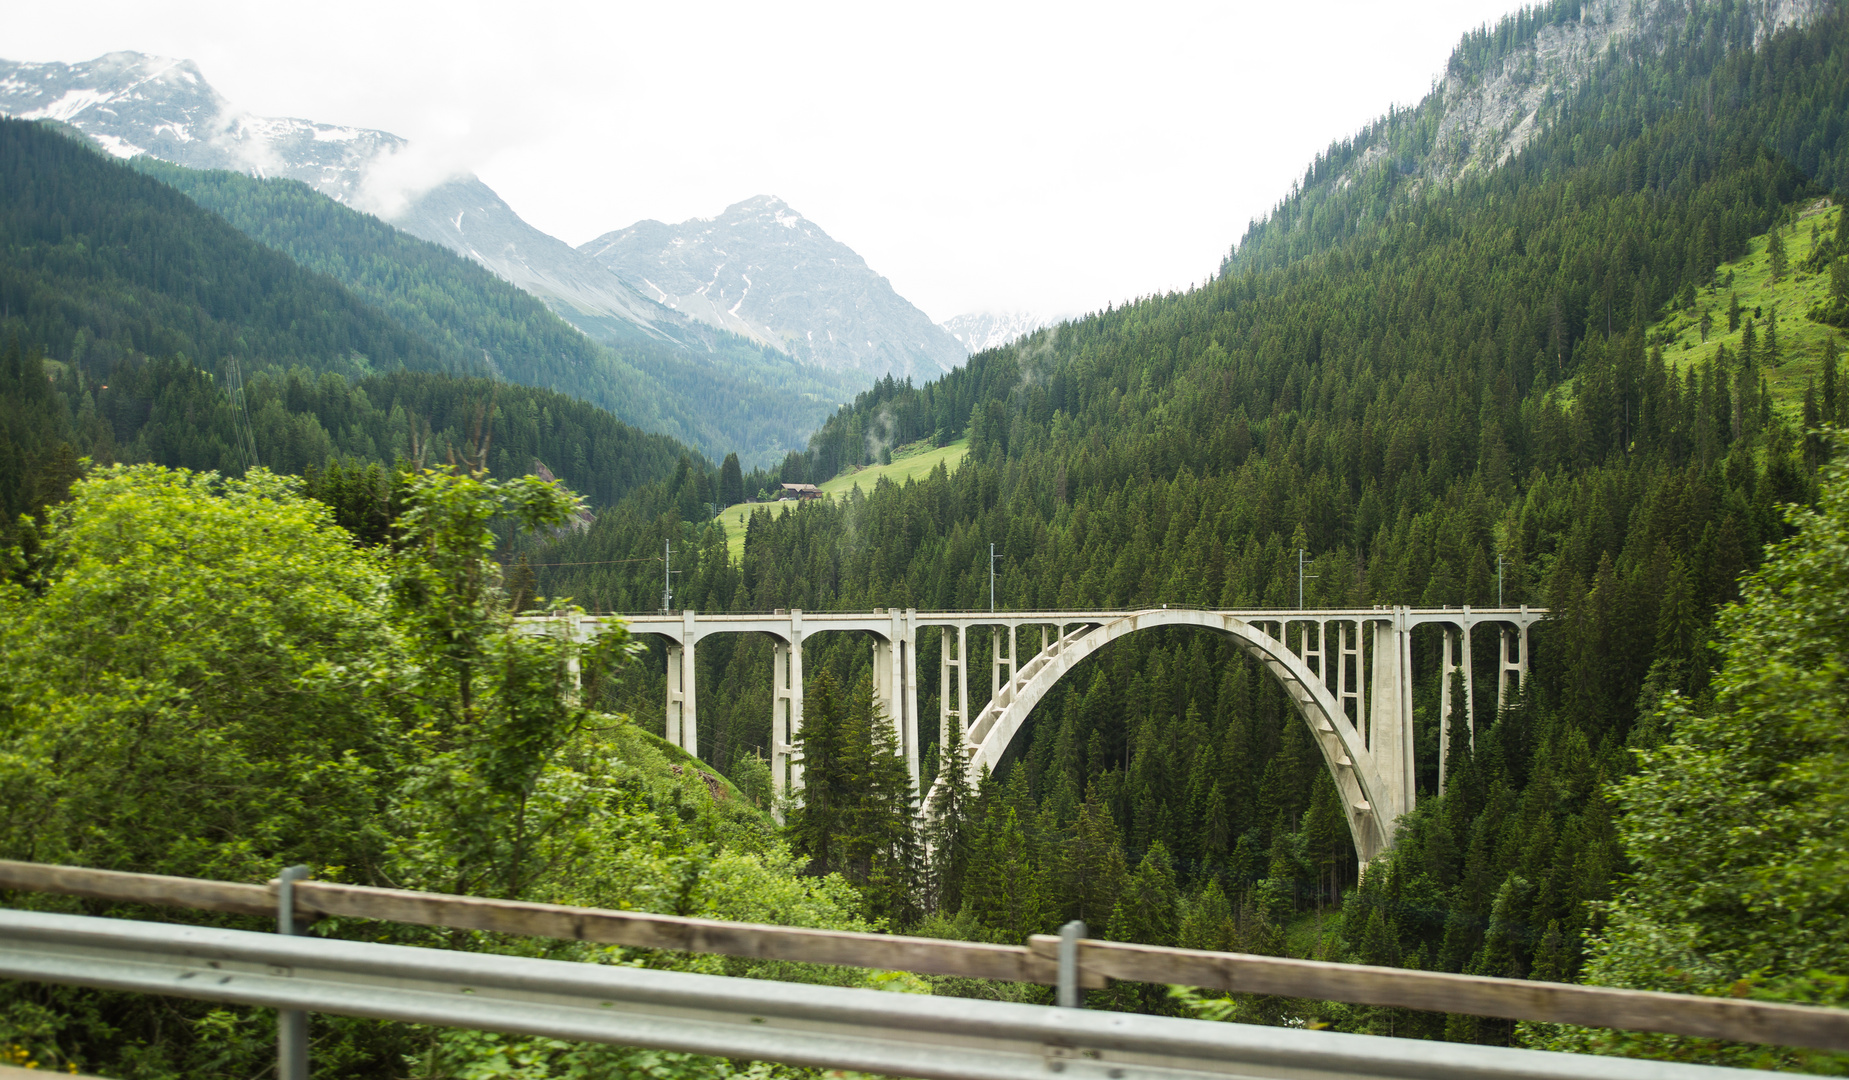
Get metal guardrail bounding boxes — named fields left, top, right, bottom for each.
left=0, top=909, right=1761, bottom=1080
left=5, top=859, right=1845, bottom=1053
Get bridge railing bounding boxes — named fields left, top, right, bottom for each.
left=2, top=859, right=1844, bottom=1056
left=518, top=604, right=1546, bottom=620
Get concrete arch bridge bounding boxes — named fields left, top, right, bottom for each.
left=525, top=606, right=1544, bottom=864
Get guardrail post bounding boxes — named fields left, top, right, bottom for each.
left=276, top=864, right=311, bottom=1080
left=1057, top=920, right=1086, bottom=1009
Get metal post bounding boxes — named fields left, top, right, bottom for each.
left=1498, top=555, right=1504, bottom=607
left=662, top=539, right=673, bottom=614
left=989, top=544, right=998, bottom=612
left=276, top=864, right=311, bottom=1080
left=1057, top=920, right=1087, bottom=1009
left=1297, top=549, right=1318, bottom=610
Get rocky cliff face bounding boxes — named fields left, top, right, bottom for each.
left=581, top=196, right=968, bottom=382
left=1338, top=0, right=1829, bottom=194
left=1226, top=0, right=1831, bottom=273
left=939, top=311, right=1060, bottom=355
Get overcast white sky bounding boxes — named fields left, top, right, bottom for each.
left=9, top=0, right=1529, bottom=323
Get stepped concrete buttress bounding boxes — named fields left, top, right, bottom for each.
left=524, top=606, right=1543, bottom=864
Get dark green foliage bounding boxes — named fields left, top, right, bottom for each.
left=0, top=118, right=457, bottom=382
left=1532, top=443, right=1849, bottom=1069
left=925, top=716, right=978, bottom=915
left=787, top=671, right=920, bottom=924
left=135, top=158, right=854, bottom=462
left=517, top=2, right=1848, bottom=1046
left=1109, top=841, right=1180, bottom=947
left=720, top=452, right=746, bottom=506
left=0, top=340, right=81, bottom=546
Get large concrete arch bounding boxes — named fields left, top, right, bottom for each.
left=533, top=605, right=1545, bottom=864
left=941, top=610, right=1402, bottom=865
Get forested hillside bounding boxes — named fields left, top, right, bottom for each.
left=6, top=0, right=1849, bottom=1074
left=524, top=0, right=1849, bottom=1055
left=136, top=158, right=856, bottom=464
left=0, top=118, right=470, bottom=382
left=0, top=115, right=711, bottom=531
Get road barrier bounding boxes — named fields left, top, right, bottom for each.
left=2, top=859, right=1842, bottom=1078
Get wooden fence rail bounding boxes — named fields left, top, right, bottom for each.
left=3, top=859, right=1845, bottom=1053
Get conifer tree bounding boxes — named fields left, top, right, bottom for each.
left=1177, top=879, right=1239, bottom=952
left=1301, top=771, right=1350, bottom=905
left=788, top=671, right=851, bottom=876
left=719, top=452, right=745, bottom=507
left=1109, top=840, right=1180, bottom=946
left=788, top=671, right=919, bottom=922
left=1824, top=335, right=1841, bottom=424
left=962, top=801, right=1049, bottom=941
left=1061, top=784, right=1128, bottom=929
left=926, top=716, right=977, bottom=915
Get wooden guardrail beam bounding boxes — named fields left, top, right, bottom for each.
left=0, top=860, right=272, bottom=917
left=4, top=859, right=1847, bottom=1052
left=291, top=879, right=1087, bottom=986
left=1056, top=938, right=1849, bottom=1052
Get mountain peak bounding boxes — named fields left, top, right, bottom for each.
left=582, top=199, right=964, bottom=380
left=720, top=195, right=807, bottom=231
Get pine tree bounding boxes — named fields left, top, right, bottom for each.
left=719, top=452, right=745, bottom=506
left=1444, top=669, right=1475, bottom=805
left=963, top=803, right=1048, bottom=940
left=927, top=715, right=977, bottom=915
left=788, top=671, right=920, bottom=922
left=1061, top=784, right=1128, bottom=929
left=1108, top=840, right=1180, bottom=946
left=853, top=677, right=922, bottom=924
left=1767, top=226, right=1788, bottom=283
left=1824, top=335, right=1841, bottom=425
left=1177, top=879, right=1239, bottom=952
left=1301, top=771, right=1350, bottom=906
left=788, top=671, right=851, bottom=877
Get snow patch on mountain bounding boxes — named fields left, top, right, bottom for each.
left=581, top=195, right=966, bottom=382
left=0, top=51, right=700, bottom=351
left=941, top=311, right=1060, bottom=355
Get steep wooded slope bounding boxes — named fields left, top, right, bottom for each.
left=131, top=159, right=855, bottom=465
left=0, top=117, right=463, bottom=381
left=524, top=3, right=1849, bottom=1046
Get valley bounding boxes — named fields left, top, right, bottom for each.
left=2, top=0, right=1849, bottom=1076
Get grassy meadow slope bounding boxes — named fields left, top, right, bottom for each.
left=1646, top=198, right=1844, bottom=410
left=716, top=436, right=971, bottom=559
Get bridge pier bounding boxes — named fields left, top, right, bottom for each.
left=665, top=611, right=699, bottom=757
left=771, top=609, right=804, bottom=799
left=1438, top=624, right=1478, bottom=788
left=870, top=609, right=921, bottom=789
left=1497, top=624, right=1529, bottom=711
left=940, top=626, right=969, bottom=753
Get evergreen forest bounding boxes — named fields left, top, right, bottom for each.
left=5, top=0, right=1849, bottom=1076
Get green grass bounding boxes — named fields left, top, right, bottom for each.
left=716, top=437, right=970, bottom=560
left=1284, top=904, right=1344, bottom=961
left=1647, top=199, right=1845, bottom=417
